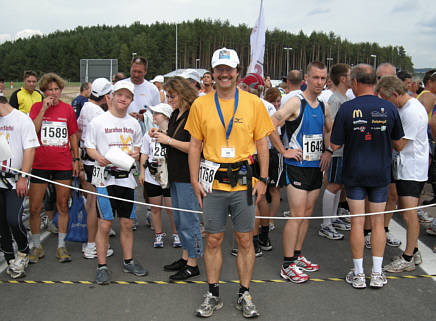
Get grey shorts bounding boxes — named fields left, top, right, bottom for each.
left=203, top=190, right=255, bottom=234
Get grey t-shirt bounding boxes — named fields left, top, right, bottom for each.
left=328, top=92, right=347, bottom=157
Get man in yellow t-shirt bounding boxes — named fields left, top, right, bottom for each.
left=9, top=71, right=43, bottom=114
left=186, top=47, right=274, bottom=318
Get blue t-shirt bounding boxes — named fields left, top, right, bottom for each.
left=71, top=95, right=88, bottom=118
left=331, top=95, right=404, bottom=187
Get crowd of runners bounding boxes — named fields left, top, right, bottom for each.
left=1, top=47, right=436, bottom=318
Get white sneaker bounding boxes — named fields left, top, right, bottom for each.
left=383, top=255, right=415, bottom=273
left=269, top=222, right=275, bottom=231
left=173, top=234, right=182, bottom=248
left=83, top=243, right=114, bottom=259
left=386, top=232, right=401, bottom=247
left=8, top=251, right=29, bottom=278
left=154, top=233, right=165, bottom=248
left=370, top=271, right=387, bottom=288
left=418, top=209, right=433, bottom=223
left=337, top=208, right=351, bottom=223
left=318, top=224, right=344, bottom=240
left=109, top=228, right=116, bottom=237
left=345, top=270, right=366, bottom=289
left=365, top=233, right=371, bottom=249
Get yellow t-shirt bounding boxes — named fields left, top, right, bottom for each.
left=185, top=89, right=274, bottom=191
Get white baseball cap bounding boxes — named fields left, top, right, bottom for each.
left=91, top=78, right=112, bottom=97
left=151, top=75, right=164, bottom=83
left=149, top=103, right=173, bottom=119
left=180, top=69, right=201, bottom=83
left=113, top=81, right=135, bottom=95
left=211, top=48, right=239, bottom=68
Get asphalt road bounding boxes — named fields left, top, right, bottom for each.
left=1, top=186, right=435, bottom=321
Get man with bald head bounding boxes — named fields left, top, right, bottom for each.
left=281, top=70, right=303, bottom=107
left=331, top=64, right=404, bottom=289
left=376, top=63, right=396, bottom=80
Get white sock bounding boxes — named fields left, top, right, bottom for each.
left=333, top=191, right=341, bottom=218
left=372, top=256, right=383, bottom=273
left=322, top=189, right=336, bottom=227
left=58, top=233, right=66, bottom=248
left=353, top=258, right=364, bottom=275
left=32, top=234, right=41, bottom=248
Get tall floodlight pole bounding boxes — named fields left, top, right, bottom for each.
left=196, top=59, right=200, bottom=69
left=175, top=24, right=178, bottom=70
left=326, top=57, right=333, bottom=71
left=371, top=54, right=377, bottom=69
left=284, top=47, right=293, bottom=74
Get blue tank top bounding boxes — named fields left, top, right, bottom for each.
left=285, top=96, right=325, bottom=168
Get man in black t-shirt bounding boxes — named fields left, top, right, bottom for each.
left=331, top=64, right=404, bottom=289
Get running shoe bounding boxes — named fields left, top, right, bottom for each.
left=145, top=210, right=152, bottom=227
left=365, top=232, right=372, bottom=249
left=383, top=256, right=415, bottom=273
left=153, top=233, right=165, bottom=248
left=109, top=228, right=116, bottom=237
left=370, top=272, right=387, bottom=288
left=386, top=232, right=401, bottom=247
left=296, top=255, right=319, bottom=272
left=345, top=270, right=366, bottom=289
left=132, top=218, right=137, bottom=231
left=231, top=248, right=238, bottom=256
left=235, top=291, right=260, bottom=318
left=169, top=265, right=200, bottom=281
left=83, top=243, right=114, bottom=259
left=391, top=250, right=422, bottom=266
left=318, top=224, right=344, bottom=240
left=29, top=245, right=45, bottom=264
left=122, top=260, right=148, bottom=276
left=7, top=252, right=29, bottom=279
left=254, top=245, right=263, bottom=257
left=195, top=292, right=223, bottom=318
left=163, top=258, right=186, bottom=272
left=172, top=234, right=182, bottom=248
left=417, top=209, right=433, bottom=224
left=56, top=247, right=72, bottom=263
left=47, top=221, right=58, bottom=234
left=426, top=226, right=436, bottom=236
left=283, top=210, right=291, bottom=217
left=258, top=238, right=273, bottom=251
left=96, top=266, right=110, bottom=285
left=269, top=222, right=275, bottom=231
left=422, top=197, right=436, bottom=205
left=332, top=218, right=351, bottom=231
left=337, top=207, right=351, bottom=223
left=280, top=263, right=309, bottom=283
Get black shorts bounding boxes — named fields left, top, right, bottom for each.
left=30, top=169, right=73, bottom=184
left=395, top=180, right=425, bottom=198
left=96, top=185, right=135, bottom=220
left=269, top=149, right=285, bottom=187
left=285, top=164, right=322, bottom=191
left=144, top=181, right=170, bottom=198
left=44, top=183, right=56, bottom=211
left=83, top=164, right=94, bottom=183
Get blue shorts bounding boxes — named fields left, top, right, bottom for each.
left=327, top=156, right=343, bottom=184
left=345, top=185, right=389, bottom=203
left=96, top=185, right=136, bottom=220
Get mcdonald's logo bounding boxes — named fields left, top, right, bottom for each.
left=353, top=109, right=363, bottom=118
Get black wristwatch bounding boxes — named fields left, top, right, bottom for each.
left=259, top=177, right=270, bottom=185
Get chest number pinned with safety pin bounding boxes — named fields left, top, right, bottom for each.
left=199, top=160, right=220, bottom=193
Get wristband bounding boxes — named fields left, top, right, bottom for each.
left=325, top=149, right=333, bottom=154
left=167, top=138, right=172, bottom=145
left=73, top=158, right=80, bottom=161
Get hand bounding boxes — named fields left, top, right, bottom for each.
left=253, top=180, right=267, bottom=206
left=148, top=127, right=159, bottom=138
left=15, top=177, right=28, bottom=198
left=42, top=96, right=55, bottom=111
left=154, top=132, right=170, bottom=145
left=138, top=173, right=144, bottom=186
left=192, top=181, right=206, bottom=208
left=128, top=150, right=139, bottom=161
left=130, top=112, right=138, bottom=119
left=283, top=148, right=303, bottom=161
left=96, top=155, right=110, bottom=167
left=72, top=161, right=80, bottom=177
left=319, top=151, right=332, bottom=172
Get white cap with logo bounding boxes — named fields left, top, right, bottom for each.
left=149, top=103, right=173, bottom=119
left=211, top=48, right=240, bottom=68
left=113, top=81, right=135, bottom=95
left=91, top=78, right=112, bottom=97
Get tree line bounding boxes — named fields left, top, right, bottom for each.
left=0, top=19, right=414, bottom=81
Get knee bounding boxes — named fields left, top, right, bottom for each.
left=236, top=234, right=252, bottom=251
left=206, top=234, right=223, bottom=249
left=119, top=218, right=133, bottom=230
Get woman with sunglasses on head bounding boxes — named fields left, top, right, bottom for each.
left=149, top=76, right=203, bottom=281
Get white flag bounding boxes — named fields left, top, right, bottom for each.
left=248, top=0, right=265, bottom=77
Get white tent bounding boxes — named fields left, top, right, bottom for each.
left=163, top=68, right=209, bottom=78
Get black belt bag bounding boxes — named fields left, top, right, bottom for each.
left=214, top=160, right=253, bottom=206
left=0, top=172, right=17, bottom=190
left=106, top=168, right=131, bottom=179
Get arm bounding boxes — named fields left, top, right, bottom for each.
left=86, top=148, right=110, bottom=167
left=9, top=91, right=18, bottom=109
left=188, top=136, right=206, bottom=207
left=138, top=153, right=148, bottom=185
left=393, top=138, right=408, bottom=152
left=152, top=131, right=190, bottom=153
left=430, top=114, right=436, bottom=141
left=15, top=147, right=35, bottom=198
left=253, top=137, right=268, bottom=205
left=128, top=146, right=140, bottom=162
left=418, top=94, right=436, bottom=115
left=32, top=97, right=56, bottom=133
left=320, top=103, right=333, bottom=172
left=70, top=133, right=80, bottom=177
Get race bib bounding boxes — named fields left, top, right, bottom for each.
left=302, top=134, right=323, bottom=161
left=91, top=165, right=106, bottom=187
left=152, top=142, right=167, bottom=159
left=199, top=160, right=220, bottom=193
left=41, top=121, right=68, bottom=146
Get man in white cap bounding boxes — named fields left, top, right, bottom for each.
left=77, top=78, right=114, bottom=259
left=85, top=81, right=146, bottom=285
left=186, top=48, right=274, bottom=318
left=151, top=75, right=166, bottom=103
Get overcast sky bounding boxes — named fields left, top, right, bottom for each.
left=1, top=0, right=435, bottom=68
